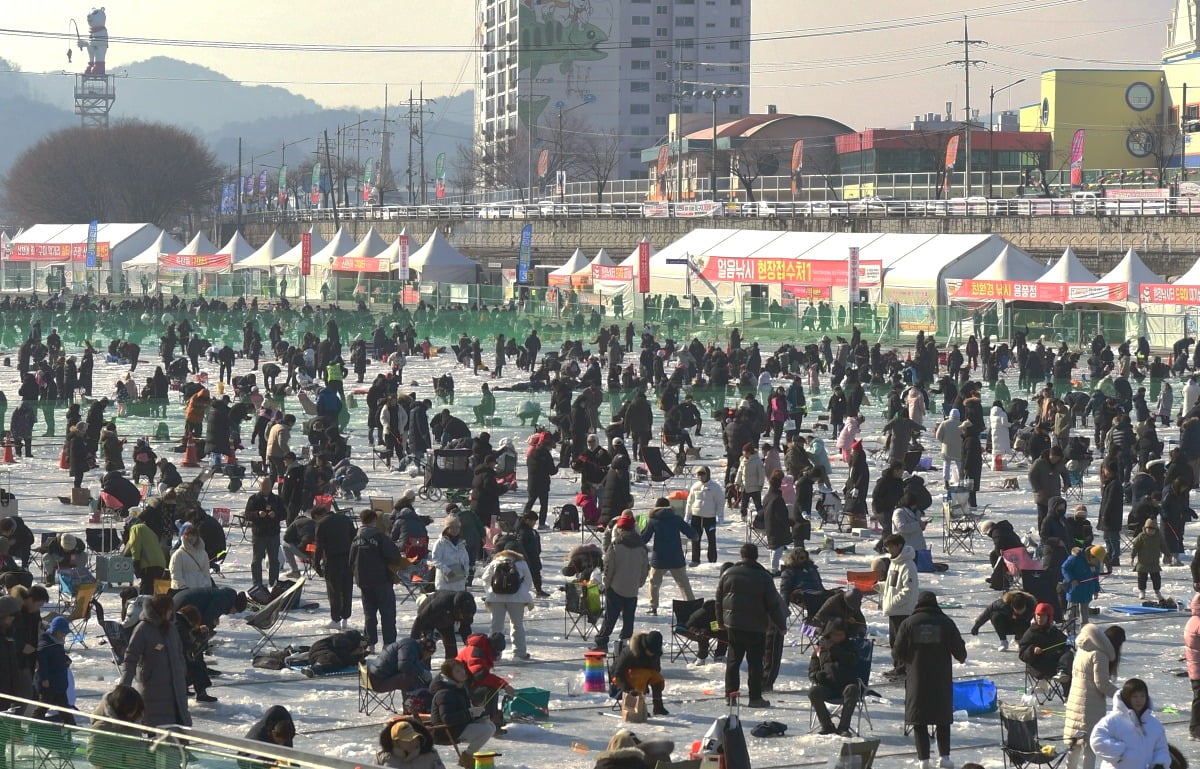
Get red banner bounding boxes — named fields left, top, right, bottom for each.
left=953, top=280, right=1128, bottom=303
left=397, top=234, right=410, bottom=275
left=1069, top=129, right=1086, bottom=189
left=1139, top=283, right=1200, bottom=304
left=9, top=242, right=110, bottom=262
left=696, top=257, right=882, bottom=287
left=782, top=283, right=830, bottom=302
left=637, top=241, right=650, bottom=293
left=160, top=253, right=232, bottom=270
left=331, top=256, right=388, bottom=273
left=301, top=233, right=312, bottom=277
left=943, top=135, right=960, bottom=197
left=592, top=264, right=633, bottom=281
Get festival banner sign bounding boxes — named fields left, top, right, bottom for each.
left=953, top=279, right=1128, bottom=303
left=301, top=232, right=312, bottom=277
left=85, top=221, right=99, bottom=269
left=1140, top=283, right=1200, bottom=305
left=9, top=242, right=110, bottom=262
left=362, top=159, right=374, bottom=203
left=517, top=224, right=533, bottom=284
left=277, top=165, right=288, bottom=206
left=943, top=135, right=960, bottom=197
left=592, top=264, right=634, bottom=281
left=160, top=253, right=233, bottom=270
left=1069, top=129, right=1086, bottom=190
left=696, top=256, right=882, bottom=287
left=258, top=169, right=269, bottom=195
left=331, top=256, right=387, bottom=273
left=397, top=234, right=410, bottom=275
left=790, top=140, right=804, bottom=196
left=310, top=163, right=322, bottom=205
left=637, top=240, right=651, bottom=293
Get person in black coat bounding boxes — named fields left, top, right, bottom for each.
left=514, top=511, right=548, bottom=595
left=813, top=589, right=868, bottom=637
left=523, top=435, right=559, bottom=527
left=684, top=599, right=727, bottom=662
left=761, top=471, right=792, bottom=572
left=205, top=399, right=232, bottom=462
left=410, top=590, right=476, bottom=660
left=1097, top=462, right=1124, bottom=567
left=871, top=463, right=906, bottom=537
left=390, top=505, right=432, bottom=547
left=245, top=705, right=296, bottom=748
left=843, top=441, right=869, bottom=527
left=969, top=590, right=1034, bottom=650
left=1161, top=477, right=1196, bottom=565
left=600, top=454, right=632, bottom=522
left=982, top=519, right=1024, bottom=566
left=471, top=455, right=508, bottom=528
left=892, top=592, right=967, bottom=766
left=243, top=478, right=285, bottom=589
left=350, top=509, right=403, bottom=648
left=299, top=629, right=369, bottom=676
left=366, top=635, right=435, bottom=693
left=314, top=504, right=356, bottom=627
left=715, top=543, right=787, bottom=708
left=807, top=619, right=862, bottom=735
left=0, top=517, right=35, bottom=570
left=1017, top=603, right=1072, bottom=685
left=429, top=658, right=494, bottom=760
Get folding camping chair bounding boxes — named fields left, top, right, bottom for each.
left=807, top=636, right=875, bottom=736
left=246, top=577, right=306, bottom=655
left=25, top=719, right=77, bottom=769
left=357, top=662, right=399, bottom=716
left=563, top=579, right=603, bottom=641
left=1001, top=548, right=1041, bottom=592
left=999, top=701, right=1069, bottom=769
left=54, top=578, right=98, bottom=651
left=581, top=519, right=605, bottom=547
left=638, top=446, right=676, bottom=498
left=1025, top=669, right=1067, bottom=706
left=669, top=598, right=705, bottom=663
left=845, top=571, right=881, bottom=609
left=942, top=485, right=985, bottom=555
left=1063, top=467, right=1087, bottom=504
left=93, top=600, right=128, bottom=673
left=814, top=486, right=845, bottom=531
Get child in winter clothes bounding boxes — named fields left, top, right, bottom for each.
left=1129, top=518, right=1167, bottom=601
left=1185, top=593, right=1200, bottom=741
left=835, top=416, right=860, bottom=463
left=612, top=630, right=669, bottom=716
left=1061, top=545, right=1105, bottom=629
left=34, top=616, right=74, bottom=724
left=131, top=438, right=157, bottom=484
left=575, top=483, right=601, bottom=526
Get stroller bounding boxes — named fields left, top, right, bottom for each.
left=418, top=448, right=474, bottom=503
left=814, top=485, right=844, bottom=528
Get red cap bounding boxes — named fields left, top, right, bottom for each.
left=1034, top=602, right=1054, bottom=618
left=616, top=512, right=636, bottom=530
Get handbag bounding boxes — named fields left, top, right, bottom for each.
left=620, top=691, right=647, bottom=723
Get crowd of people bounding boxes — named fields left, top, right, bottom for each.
left=0, top=288, right=1198, bottom=769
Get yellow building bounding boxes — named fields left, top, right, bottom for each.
left=1018, top=69, right=1165, bottom=173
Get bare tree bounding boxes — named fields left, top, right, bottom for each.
left=574, top=129, right=620, bottom=202
left=724, top=141, right=786, bottom=203
left=3, top=120, right=220, bottom=227
left=1128, top=117, right=1183, bottom=185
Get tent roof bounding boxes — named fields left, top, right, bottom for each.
left=1174, top=255, right=1200, bottom=286
left=589, top=249, right=616, bottom=268
left=175, top=232, right=218, bottom=255
left=550, top=248, right=590, bottom=276
left=274, top=227, right=328, bottom=268
left=121, top=231, right=185, bottom=269
left=309, top=227, right=357, bottom=265
left=217, top=231, right=256, bottom=262
left=1036, top=247, right=1096, bottom=283
left=340, top=227, right=390, bottom=261
left=407, top=229, right=478, bottom=282
left=971, top=244, right=1047, bottom=282
left=12, top=222, right=158, bottom=247
left=233, top=231, right=290, bottom=271
left=1097, top=248, right=1162, bottom=292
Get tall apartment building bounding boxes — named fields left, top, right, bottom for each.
left=475, top=0, right=750, bottom=185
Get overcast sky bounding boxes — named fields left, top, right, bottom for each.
left=0, top=0, right=1174, bottom=128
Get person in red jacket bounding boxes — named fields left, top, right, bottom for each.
left=455, top=633, right=513, bottom=732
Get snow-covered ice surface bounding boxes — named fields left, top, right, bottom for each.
left=4, top=337, right=1196, bottom=769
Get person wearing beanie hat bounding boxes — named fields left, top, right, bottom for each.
left=594, top=509, right=649, bottom=652
left=1130, top=518, right=1167, bottom=601
left=34, top=613, right=75, bottom=724
left=1017, top=602, right=1073, bottom=692
left=612, top=630, right=670, bottom=715
left=935, top=408, right=963, bottom=487
left=642, top=496, right=699, bottom=615
left=1064, top=505, right=1095, bottom=553
left=1062, top=544, right=1105, bottom=628
left=735, top=442, right=765, bottom=522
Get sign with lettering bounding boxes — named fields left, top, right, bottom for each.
left=696, top=256, right=881, bottom=287
left=159, top=253, right=233, bottom=270
left=953, top=279, right=1128, bottom=303
left=331, top=256, right=388, bottom=273
left=591, top=264, right=633, bottom=281
left=9, top=242, right=110, bottom=262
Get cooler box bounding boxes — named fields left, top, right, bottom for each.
left=668, top=489, right=688, bottom=516
left=94, top=555, right=135, bottom=585
left=952, top=678, right=997, bottom=716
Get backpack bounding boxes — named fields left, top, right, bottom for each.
left=490, top=559, right=522, bottom=595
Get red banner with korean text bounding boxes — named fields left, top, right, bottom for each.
left=1139, top=283, right=1200, bottom=304
left=159, top=253, right=233, bottom=270
left=637, top=241, right=650, bottom=293
left=592, top=264, right=634, bottom=281
left=301, top=233, right=312, bottom=277
left=953, top=279, right=1127, bottom=303
left=9, top=242, right=110, bottom=262
left=696, top=256, right=881, bottom=287
left=331, top=256, right=388, bottom=273
left=782, top=283, right=830, bottom=302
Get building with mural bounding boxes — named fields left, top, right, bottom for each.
left=475, top=0, right=751, bottom=187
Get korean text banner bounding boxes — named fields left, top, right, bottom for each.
left=159, top=253, right=233, bottom=270
left=331, top=256, right=387, bottom=273
left=953, top=279, right=1127, bottom=303
left=592, top=264, right=633, bottom=281
left=9, top=242, right=110, bottom=262
left=1140, top=283, right=1200, bottom=305
left=697, top=257, right=882, bottom=287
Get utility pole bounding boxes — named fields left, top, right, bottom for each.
left=405, top=87, right=434, bottom=205
left=949, top=17, right=986, bottom=196
left=236, top=137, right=243, bottom=233
left=379, top=84, right=393, bottom=203
left=420, top=83, right=429, bottom=205
left=323, top=129, right=340, bottom=230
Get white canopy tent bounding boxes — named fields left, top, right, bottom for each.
left=592, top=243, right=648, bottom=306
left=883, top=234, right=1019, bottom=305
left=405, top=229, right=479, bottom=283
left=588, top=249, right=616, bottom=269
left=273, top=227, right=327, bottom=271
left=233, top=231, right=290, bottom=272
left=1036, top=247, right=1097, bottom=284
left=121, top=231, right=185, bottom=270
left=217, top=232, right=256, bottom=264
left=175, top=232, right=218, bottom=256
left=547, top=248, right=591, bottom=286
left=968, top=245, right=1047, bottom=283
left=1096, top=247, right=1162, bottom=300
left=8, top=223, right=166, bottom=293
left=336, top=227, right=390, bottom=264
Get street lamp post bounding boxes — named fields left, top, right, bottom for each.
left=278, top=138, right=310, bottom=212
left=988, top=78, right=1026, bottom=197
left=682, top=88, right=740, bottom=201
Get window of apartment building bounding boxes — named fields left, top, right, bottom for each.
left=656, top=5, right=667, bottom=13
left=655, top=116, right=667, bottom=125
left=631, top=104, right=650, bottom=114
left=656, top=49, right=668, bottom=59
left=655, top=93, right=671, bottom=103
left=631, top=81, right=650, bottom=92
left=676, top=38, right=695, bottom=49
left=730, top=17, right=741, bottom=27
left=655, top=71, right=668, bottom=80
left=631, top=60, right=650, bottom=70
left=656, top=27, right=668, bottom=36
left=631, top=37, right=651, bottom=48
left=730, top=0, right=742, bottom=4
left=729, top=39, right=741, bottom=49
left=632, top=126, right=651, bottom=136
left=632, top=15, right=650, bottom=25
left=728, top=105, right=740, bottom=115
left=675, top=16, right=694, bottom=26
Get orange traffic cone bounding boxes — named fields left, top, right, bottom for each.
left=2, top=437, right=13, bottom=464
left=994, top=454, right=1005, bottom=471
left=182, top=436, right=199, bottom=468
left=58, top=446, right=69, bottom=469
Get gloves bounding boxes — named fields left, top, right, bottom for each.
left=970, top=627, right=979, bottom=636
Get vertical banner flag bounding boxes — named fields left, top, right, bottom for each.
left=1069, top=129, right=1086, bottom=190
left=656, top=145, right=670, bottom=199
left=637, top=239, right=651, bottom=294
left=258, top=170, right=268, bottom=195
left=517, top=224, right=533, bottom=284
left=790, top=140, right=805, bottom=196
left=277, top=165, right=288, bottom=206
left=943, top=135, right=960, bottom=197
left=86, top=219, right=98, bottom=269
left=301, top=232, right=312, bottom=277
left=435, top=152, right=446, bottom=200
left=220, top=181, right=235, bottom=214
left=362, top=158, right=374, bottom=203
left=537, top=149, right=550, bottom=180
left=847, top=246, right=860, bottom=299
left=397, top=233, right=410, bottom=277
left=243, top=175, right=254, bottom=196
left=310, top=163, right=322, bottom=205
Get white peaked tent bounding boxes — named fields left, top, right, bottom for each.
left=336, top=227, right=390, bottom=264
left=547, top=248, right=591, bottom=286
left=175, top=232, right=217, bottom=256
left=1097, top=247, right=1162, bottom=299
left=969, top=245, right=1047, bottom=282
left=273, top=227, right=327, bottom=270
left=217, top=231, right=256, bottom=264
left=308, top=227, right=357, bottom=267
left=1036, top=246, right=1097, bottom=284
left=121, top=231, right=184, bottom=270
left=233, top=231, right=290, bottom=272
left=588, top=248, right=616, bottom=269
left=406, top=229, right=479, bottom=283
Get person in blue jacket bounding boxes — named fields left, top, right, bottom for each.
left=34, top=616, right=74, bottom=724
left=1062, top=544, right=1106, bottom=629
left=641, top=496, right=699, bottom=615
left=367, top=634, right=437, bottom=694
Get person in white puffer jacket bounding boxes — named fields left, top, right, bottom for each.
left=431, top=517, right=471, bottom=593
left=1088, top=679, right=1169, bottom=769
left=879, top=536, right=918, bottom=679
left=686, top=466, right=724, bottom=565
left=479, top=549, right=534, bottom=661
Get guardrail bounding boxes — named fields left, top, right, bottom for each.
left=229, top=196, right=1200, bottom=226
